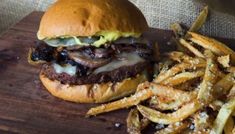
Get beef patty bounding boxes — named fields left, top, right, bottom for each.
left=41, top=61, right=149, bottom=85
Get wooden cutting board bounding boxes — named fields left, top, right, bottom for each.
left=0, top=11, right=235, bottom=134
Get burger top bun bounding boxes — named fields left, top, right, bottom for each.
left=37, top=0, right=148, bottom=40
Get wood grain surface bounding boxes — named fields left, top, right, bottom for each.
left=0, top=11, right=234, bottom=134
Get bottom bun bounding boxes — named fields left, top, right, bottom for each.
left=39, top=72, right=147, bottom=103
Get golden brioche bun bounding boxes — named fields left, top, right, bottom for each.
left=39, top=73, right=147, bottom=103
left=37, top=0, right=148, bottom=40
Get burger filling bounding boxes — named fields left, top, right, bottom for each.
left=29, top=36, right=153, bottom=85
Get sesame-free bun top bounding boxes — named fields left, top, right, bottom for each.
left=37, top=0, right=148, bottom=40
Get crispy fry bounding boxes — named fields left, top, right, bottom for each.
left=174, top=81, right=195, bottom=91
left=172, top=37, right=190, bottom=53
left=149, top=83, right=197, bottom=103
left=224, top=116, right=234, bottom=134
left=188, top=32, right=235, bottom=64
left=161, top=70, right=204, bottom=86
left=227, top=67, right=235, bottom=73
left=149, top=94, right=197, bottom=111
left=193, top=111, right=213, bottom=132
left=86, top=84, right=153, bottom=116
left=179, top=38, right=205, bottom=58
left=171, top=23, right=185, bottom=38
left=154, top=61, right=206, bottom=83
left=140, top=117, right=150, bottom=130
left=233, top=127, right=235, bottom=134
left=166, top=51, right=187, bottom=62
left=211, top=98, right=235, bottom=134
left=228, top=85, right=235, bottom=99
left=155, top=121, right=190, bottom=134
left=167, top=51, right=205, bottom=64
left=127, top=109, right=141, bottom=134
left=213, top=73, right=235, bottom=99
left=188, top=6, right=208, bottom=33
left=157, top=59, right=174, bottom=74
left=217, top=55, right=230, bottom=68
left=197, top=50, right=218, bottom=104
left=137, top=100, right=201, bottom=124
left=209, top=100, right=224, bottom=111
left=147, top=84, right=198, bottom=110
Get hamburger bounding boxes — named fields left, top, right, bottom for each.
left=28, top=0, right=155, bottom=103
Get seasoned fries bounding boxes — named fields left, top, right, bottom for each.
left=154, top=61, right=205, bottom=83
left=188, top=6, right=208, bottom=33
left=179, top=38, right=205, bottom=58
left=161, top=70, right=204, bottom=86
left=197, top=50, right=218, bottom=104
left=224, top=116, right=234, bottom=134
left=155, top=121, right=190, bottom=134
left=87, top=6, right=235, bottom=134
left=217, top=55, right=230, bottom=68
left=188, top=32, right=235, bottom=63
left=127, top=109, right=141, bottom=134
left=211, top=98, right=235, bottom=134
left=137, top=100, right=201, bottom=124
left=170, top=23, right=185, bottom=38
left=86, top=85, right=153, bottom=116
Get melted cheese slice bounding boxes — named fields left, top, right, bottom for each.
left=53, top=53, right=144, bottom=76
left=53, top=63, right=77, bottom=76
left=93, top=53, right=144, bottom=74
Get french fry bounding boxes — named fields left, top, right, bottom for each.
left=211, top=98, right=235, bottom=134
left=197, top=50, right=218, bottom=104
left=188, top=32, right=235, bottom=64
left=228, top=85, right=235, bottom=99
left=209, top=100, right=224, bottom=111
left=148, top=83, right=198, bottom=110
left=233, top=127, right=235, bottom=134
left=149, top=83, right=197, bottom=103
left=140, top=117, right=150, bottom=130
left=193, top=111, right=213, bottom=132
left=137, top=100, right=201, bottom=124
left=174, top=81, right=195, bottom=91
left=166, top=51, right=187, bottom=62
left=157, top=59, right=174, bottom=74
left=179, top=38, right=205, bottom=58
left=161, top=70, right=204, bottom=86
left=86, top=83, right=153, bottom=116
left=155, top=120, right=190, bottom=134
left=217, top=55, right=230, bottom=68
left=127, top=109, right=141, bottom=134
left=188, top=6, right=208, bottom=33
left=227, top=67, right=235, bottom=73
left=149, top=95, right=197, bottom=111
left=172, top=37, right=190, bottom=53
left=224, top=116, right=234, bottom=134
left=167, top=51, right=206, bottom=64
left=154, top=61, right=206, bottom=83
left=170, top=23, right=185, bottom=38
left=213, top=73, right=235, bottom=99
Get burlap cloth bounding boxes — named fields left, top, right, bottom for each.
left=1, top=0, right=235, bottom=38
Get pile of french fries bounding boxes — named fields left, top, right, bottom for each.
left=86, top=6, right=235, bottom=134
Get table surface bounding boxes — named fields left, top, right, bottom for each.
left=0, top=11, right=234, bottom=134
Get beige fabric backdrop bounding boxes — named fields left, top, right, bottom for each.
left=1, top=0, right=235, bottom=38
